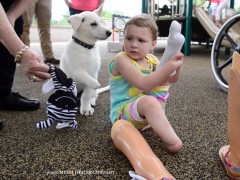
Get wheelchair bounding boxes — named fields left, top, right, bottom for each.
left=211, top=13, right=240, bottom=92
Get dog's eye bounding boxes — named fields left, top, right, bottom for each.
left=91, top=22, right=97, bottom=26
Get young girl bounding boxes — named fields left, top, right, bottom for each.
left=109, top=14, right=184, bottom=179
left=213, top=0, right=229, bottom=26
left=197, top=0, right=229, bottom=26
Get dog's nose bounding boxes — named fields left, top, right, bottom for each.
left=106, top=30, right=112, bottom=37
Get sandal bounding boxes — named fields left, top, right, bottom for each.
left=219, top=145, right=240, bottom=180
left=129, top=171, right=175, bottom=180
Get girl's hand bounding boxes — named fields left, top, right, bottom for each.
left=167, top=52, right=184, bottom=73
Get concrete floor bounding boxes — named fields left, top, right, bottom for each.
left=0, top=40, right=230, bottom=179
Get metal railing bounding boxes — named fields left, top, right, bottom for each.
left=147, top=0, right=185, bottom=18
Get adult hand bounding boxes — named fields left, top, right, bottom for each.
left=20, top=48, right=51, bottom=82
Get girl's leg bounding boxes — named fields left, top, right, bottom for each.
left=215, top=1, right=228, bottom=26
left=215, top=1, right=228, bottom=22
left=138, top=96, right=183, bottom=153
left=210, top=3, right=218, bottom=23
left=111, top=120, right=175, bottom=179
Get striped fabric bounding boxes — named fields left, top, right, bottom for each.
left=36, top=64, right=78, bottom=130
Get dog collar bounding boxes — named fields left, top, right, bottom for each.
left=72, top=36, right=95, bottom=49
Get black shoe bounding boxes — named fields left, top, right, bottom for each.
left=0, top=121, right=3, bottom=130
left=45, top=58, right=60, bottom=64
left=0, top=92, right=40, bottom=111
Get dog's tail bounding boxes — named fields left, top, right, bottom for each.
left=97, top=85, right=110, bottom=94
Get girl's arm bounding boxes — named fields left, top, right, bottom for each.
left=153, top=53, right=183, bottom=84
left=155, top=53, right=183, bottom=84
left=114, top=52, right=184, bottom=93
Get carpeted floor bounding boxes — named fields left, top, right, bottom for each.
left=0, top=41, right=230, bottom=179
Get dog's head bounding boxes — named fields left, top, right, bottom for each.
left=68, top=5, right=112, bottom=43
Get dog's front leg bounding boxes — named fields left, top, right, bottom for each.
left=80, top=88, right=94, bottom=116
left=90, top=89, right=98, bottom=107
left=75, top=71, right=100, bottom=89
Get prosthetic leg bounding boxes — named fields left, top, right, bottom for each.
left=228, top=51, right=240, bottom=161
left=111, top=120, right=175, bottom=180
left=219, top=51, right=240, bottom=179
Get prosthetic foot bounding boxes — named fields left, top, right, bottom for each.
left=157, top=20, right=185, bottom=75
left=111, top=120, right=175, bottom=180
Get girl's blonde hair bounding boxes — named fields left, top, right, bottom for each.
left=124, top=14, right=159, bottom=41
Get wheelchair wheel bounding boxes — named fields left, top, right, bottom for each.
left=211, top=14, right=240, bottom=92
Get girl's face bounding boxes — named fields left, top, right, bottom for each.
left=124, top=24, right=156, bottom=61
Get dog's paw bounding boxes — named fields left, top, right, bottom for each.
left=90, top=101, right=96, bottom=107
left=80, top=106, right=94, bottom=116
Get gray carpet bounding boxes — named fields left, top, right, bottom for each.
left=0, top=41, right=230, bottom=179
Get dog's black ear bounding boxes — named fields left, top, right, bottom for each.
left=68, top=14, right=83, bottom=30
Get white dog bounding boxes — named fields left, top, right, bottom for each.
left=60, top=6, right=111, bottom=116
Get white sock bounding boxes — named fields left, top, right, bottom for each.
left=157, top=20, right=185, bottom=75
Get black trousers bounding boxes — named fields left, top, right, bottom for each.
left=0, top=1, right=23, bottom=100
left=69, top=7, right=84, bottom=16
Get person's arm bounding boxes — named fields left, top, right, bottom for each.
left=99, top=0, right=105, bottom=5
left=64, top=0, right=71, bottom=7
left=6, top=0, right=36, bottom=26
left=154, top=53, right=183, bottom=84
left=0, top=3, right=26, bottom=57
left=114, top=52, right=184, bottom=93
left=0, top=3, right=50, bottom=82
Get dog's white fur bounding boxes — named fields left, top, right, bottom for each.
left=60, top=5, right=111, bottom=116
